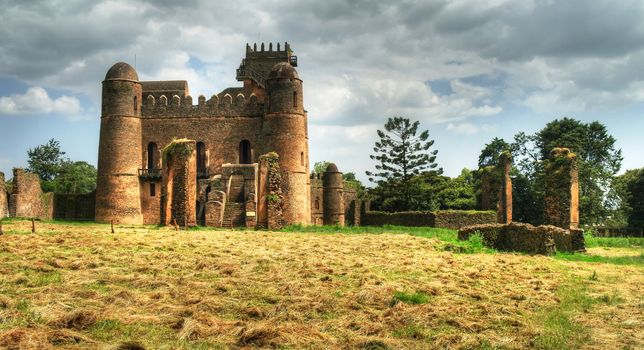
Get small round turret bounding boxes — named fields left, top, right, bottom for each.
left=323, top=163, right=344, bottom=226
left=266, top=62, right=303, bottom=114
left=105, top=62, right=139, bottom=81
left=95, top=62, right=143, bottom=224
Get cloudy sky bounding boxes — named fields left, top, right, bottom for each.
left=1, top=0, right=643, bottom=184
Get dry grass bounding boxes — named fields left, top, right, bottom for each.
left=0, top=219, right=641, bottom=349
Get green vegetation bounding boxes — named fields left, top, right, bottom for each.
left=391, top=291, right=430, bottom=305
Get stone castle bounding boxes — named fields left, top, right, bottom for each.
left=94, top=43, right=359, bottom=228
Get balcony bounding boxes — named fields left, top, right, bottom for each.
left=138, top=168, right=162, bottom=180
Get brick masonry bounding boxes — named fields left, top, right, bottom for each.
left=0, top=172, right=8, bottom=219
left=96, top=43, right=310, bottom=227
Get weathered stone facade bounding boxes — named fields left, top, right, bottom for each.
left=95, top=43, right=310, bottom=227
left=9, top=169, right=46, bottom=219
left=0, top=172, right=8, bottom=219
left=161, top=140, right=197, bottom=227
left=458, top=222, right=585, bottom=254
left=310, top=164, right=361, bottom=226
left=544, top=148, right=580, bottom=229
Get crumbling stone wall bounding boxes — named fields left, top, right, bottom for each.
left=161, top=140, right=197, bottom=227
left=458, top=222, right=585, bottom=254
left=258, top=152, right=283, bottom=230
left=544, top=148, right=579, bottom=229
left=0, top=172, right=7, bottom=219
left=52, top=192, right=96, bottom=221
left=9, top=168, right=46, bottom=219
left=362, top=210, right=496, bottom=229
left=344, top=188, right=360, bottom=226
left=205, top=190, right=226, bottom=227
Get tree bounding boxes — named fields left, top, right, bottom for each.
left=27, top=139, right=66, bottom=182
left=613, top=168, right=644, bottom=227
left=478, top=137, right=511, bottom=168
left=53, top=161, right=97, bottom=194
left=533, top=118, right=622, bottom=224
left=312, top=161, right=331, bottom=176
left=366, top=117, right=441, bottom=211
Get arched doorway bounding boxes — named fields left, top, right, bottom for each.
left=239, top=140, right=252, bottom=164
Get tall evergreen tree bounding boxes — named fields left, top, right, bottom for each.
left=366, top=117, right=441, bottom=211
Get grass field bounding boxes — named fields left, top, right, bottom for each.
left=0, top=219, right=642, bottom=349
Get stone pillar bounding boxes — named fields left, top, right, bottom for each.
left=0, top=172, right=7, bottom=219
left=544, top=148, right=579, bottom=229
left=9, top=168, right=45, bottom=219
left=323, top=163, right=344, bottom=226
left=205, top=190, right=226, bottom=227
left=497, top=152, right=512, bottom=224
left=258, top=152, right=283, bottom=230
left=161, top=140, right=197, bottom=227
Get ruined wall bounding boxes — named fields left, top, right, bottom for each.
left=161, top=140, right=197, bottom=227
left=0, top=172, right=7, bottom=219
left=362, top=210, right=496, bottom=229
left=257, top=153, right=283, bottom=230
left=9, top=169, right=46, bottom=219
left=52, top=192, right=96, bottom=221
left=458, top=222, right=585, bottom=254
left=140, top=180, right=161, bottom=224
left=310, top=176, right=323, bottom=225
left=544, top=148, right=579, bottom=229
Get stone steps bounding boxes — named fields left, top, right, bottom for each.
left=222, top=202, right=245, bottom=228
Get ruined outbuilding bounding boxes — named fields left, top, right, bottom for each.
left=95, top=43, right=311, bottom=227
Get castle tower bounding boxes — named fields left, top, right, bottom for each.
left=262, top=62, right=310, bottom=225
left=323, top=163, right=345, bottom=226
left=95, top=62, right=143, bottom=224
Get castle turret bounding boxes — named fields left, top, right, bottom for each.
left=323, top=163, right=345, bottom=226
left=95, top=62, right=143, bottom=224
left=262, top=62, right=310, bottom=225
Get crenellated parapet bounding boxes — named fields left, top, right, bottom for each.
left=141, top=91, right=265, bottom=118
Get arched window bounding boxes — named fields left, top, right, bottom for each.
left=293, top=91, right=297, bottom=108
left=134, top=96, right=138, bottom=112
left=147, top=142, right=157, bottom=169
left=300, top=151, right=304, bottom=166
left=197, top=142, right=207, bottom=173
left=315, top=197, right=320, bottom=210
left=239, top=140, right=252, bottom=164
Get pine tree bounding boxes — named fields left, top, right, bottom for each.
left=366, top=117, right=441, bottom=211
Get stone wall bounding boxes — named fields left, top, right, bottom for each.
left=0, top=172, right=7, bottom=219
left=362, top=210, right=496, bottom=230
left=258, top=152, right=283, bottom=230
left=52, top=192, right=96, bottom=221
left=458, top=222, right=585, bottom=254
left=9, top=169, right=46, bottom=219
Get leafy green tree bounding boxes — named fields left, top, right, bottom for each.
left=312, top=161, right=331, bottom=176
left=53, top=161, right=97, bottom=194
left=366, top=117, right=441, bottom=211
left=613, top=168, right=644, bottom=227
left=478, top=137, right=511, bottom=168
left=27, top=139, right=66, bottom=182
left=532, top=118, right=622, bottom=224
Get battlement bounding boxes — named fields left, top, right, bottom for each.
left=141, top=91, right=264, bottom=118
left=245, top=42, right=292, bottom=57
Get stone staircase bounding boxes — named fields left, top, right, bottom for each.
left=222, top=203, right=245, bottom=228
left=222, top=175, right=246, bottom=228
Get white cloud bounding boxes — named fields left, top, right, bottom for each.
left=446, top=122, right=498, bottom=135
left=0, top=87, right=82, bottom=118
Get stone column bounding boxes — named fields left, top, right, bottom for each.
left=497, top=152, right=512, bottom=224
left=0, top=172, right=7, bottom=219
left=161, top=140, right=197, bottom=227
left=544, top=148, right=579, bottom=229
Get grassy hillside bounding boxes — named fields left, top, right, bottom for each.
left=0, top=219, right=641, bottom=349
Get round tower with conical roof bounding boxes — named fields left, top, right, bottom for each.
left=262, top=62, right=310, bottom=225
left=95, top=62, right=143, bottom=224
left=323, top=163, right=345, bottom=226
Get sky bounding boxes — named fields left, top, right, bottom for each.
left=0, top=0, right=643, bottom=185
